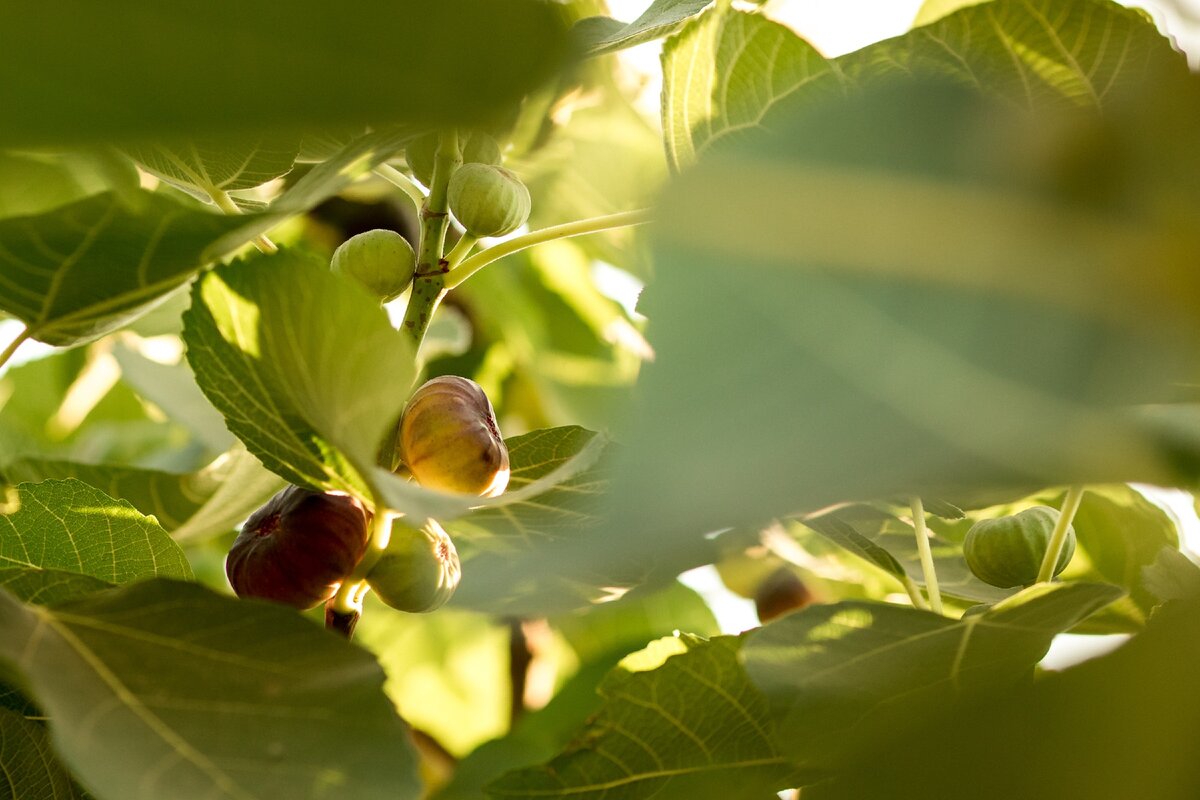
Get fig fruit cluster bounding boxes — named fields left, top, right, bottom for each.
left=226, top=486, right=370, bottom=609
left=398, top=375, right=510, bottom=497
left=330, top=229, right=415, bottom=302
left=963, top=505, right=1076, bottom=588
left=407, top=130, right=501, bottom=188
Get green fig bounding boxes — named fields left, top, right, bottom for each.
left=963, top=505, right=1076, bottom=588
left=448, top=164, right=530, bottom=238
left=330, top=229, right=415, bottom=302
left=367, top=518, right=461, bottom=613
left=407, top=130, right=502, bottom=187
left=399, top=375, right=510, bottom=497
left=226, top=486, right=370, bottom=609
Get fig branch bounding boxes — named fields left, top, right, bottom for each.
left=373, top=163, right=427, bottom=211
left=444, top=208, right=652, bottom=289
left=401, top=129, right=460, bottom=347
left=0, top=325, right=31, bottom=372
left=1037, top=485, right=1085, bottom=583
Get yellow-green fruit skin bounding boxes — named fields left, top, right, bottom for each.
left=448, top=164, right=531, bottom=238
left=330, top=229, right=415, bottom=302
left=963, top=506, right=1075, bottom=588
left=367, top=519, right=461, bottom=613
left=399, top=376, right=510, bottom=497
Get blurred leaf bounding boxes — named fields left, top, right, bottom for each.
left=125, top=137, right=300, bottom=204
left=605, top=76, right=1200, bottom=566
left=742, top=582, right=1121, bottom=770
left=0, top=0, right=568, bottom=147
left=0, top=478, right=191, bottom=585
left=574, top=1, right=713, bottom=56
left=354, top=601, right=511, bottom=757
left=0, top=579, right=421, bottom=800
left=170, top=445, right=285, bottom=543
left=112, top=342, right=234, bottom=454
left=438, top=582, right=720, bottom=800
left=0, top=192, right=245, bottom=346
left=911, top=0, right=989, bottom=26
left=0, top=150, right=128, bottom=219
left=0, top=708, right=86, bottom=800
left=183, top=250, right=416, bottom=498
left=810, top=599, right=1200, bottom=799
left=663, top=0, right=1185, bottom=169
left=1142, top=546, right=1200, bottom=603
left=0, top=567, right=114, bottom=606
left=488, top=635, right=796, bottom=800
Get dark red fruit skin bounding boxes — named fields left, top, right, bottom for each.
left=754, top=568, right=814, bottom=623
left=226, top=486, right=370, bottom=610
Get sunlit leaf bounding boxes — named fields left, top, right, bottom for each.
left=574, top=0, right=713, bottom=57
left=0, top=580, right=421, bottom=800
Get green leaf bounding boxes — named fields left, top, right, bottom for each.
left=0, top=579, right=421, bottom=800
left=0, top=0, right=568, bottom=148
left=125, top=138, right=301, bottom=205
left=183, top=249, right=416, bottom=497
left=0, top=151, right=127, bottom=220
left=0, top=567, right=114, bottom=607
left=437, top=583, right=720, bottom=800
left=0, top=479, right=191, bottom=584
left=0, top=192, right=246, bottom=346
left=742, top=582, right=1122, bottom=768
left=3, top=445, right=281, bottom=539
left=810, top=599, right=1200, bottom=799
left=488, top=635, right=796, bottom=800
left=662, top=0, right=1185, bottom=170
left=0, top=708, right=85, bottom=800
left=1142, top=547, right=1200, bottom=603
left=606, top=74, right=1200, bottom=564
left=574, top=0, right=714, bottom=57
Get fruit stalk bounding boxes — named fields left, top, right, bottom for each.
left=911, top=496, right=943, bottom=614
left=327, top=502, right=395, bottom=631
left=0, top=325, right=30, bottom=371
left=1037, top=485, right=1085, bottom=583
left=401, top=129, right=461, bottom=348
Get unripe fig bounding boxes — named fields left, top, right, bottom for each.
left=407, top=131, right=502, bottom=187
left=226, top=486, right=370, bottom=609
left=330, top=229, right=415, bottom=302
left=448, top=164, right=531, bottom=238
left=399, top=376, right=510, bottom=496
left=963, top=506, right=1075, bottom=588
left=366, top=519, right=461, bottom=613
left=754, top=567, right=813, bottom=622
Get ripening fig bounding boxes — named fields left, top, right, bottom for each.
left=330, top=229, right=415, bottom=302
left=399, top=375, right=510, bottom=496
left=754, top=567, right=813, bottom=622
left=366, top=518, right=461, bottom=613
left=226, top=486, right=370, bottom=609
left=407, top=131, right=502, bottom=187
left=448, top=164, right=531, bottom=238
left=963, top=505, right=1076, bottom=588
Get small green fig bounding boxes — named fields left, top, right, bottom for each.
left=226, top=486, right=370, bottom=609
left=330, top=229, right=415, bottom=302
left=963, top=506, right=1076, bottom=588
left=448, top=164, right=531, bottom=238
left=399, top=375, right=510, bottom=496
left=366, top=518, right=461, bottom=613
left=407, top=131, right=502, bottom=187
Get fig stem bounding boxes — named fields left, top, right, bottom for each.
left=900, top=574, right=930, bottom=611
left=911, top=496, right=943, bottom=614
left=0, top=325, right=31, bottom=372
left=1037, top=485, right=1085, bottom=583
left=444, top=233, right=478, bottom=271
left=374, top=163, right=427, bottom=211
left=207, top=187, right=278, bottom=254
left=401, top=129, right=461, bottom=348
left=444, top=209, right=652, bottom=290
left=327, top=503, right=395, bottom=627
